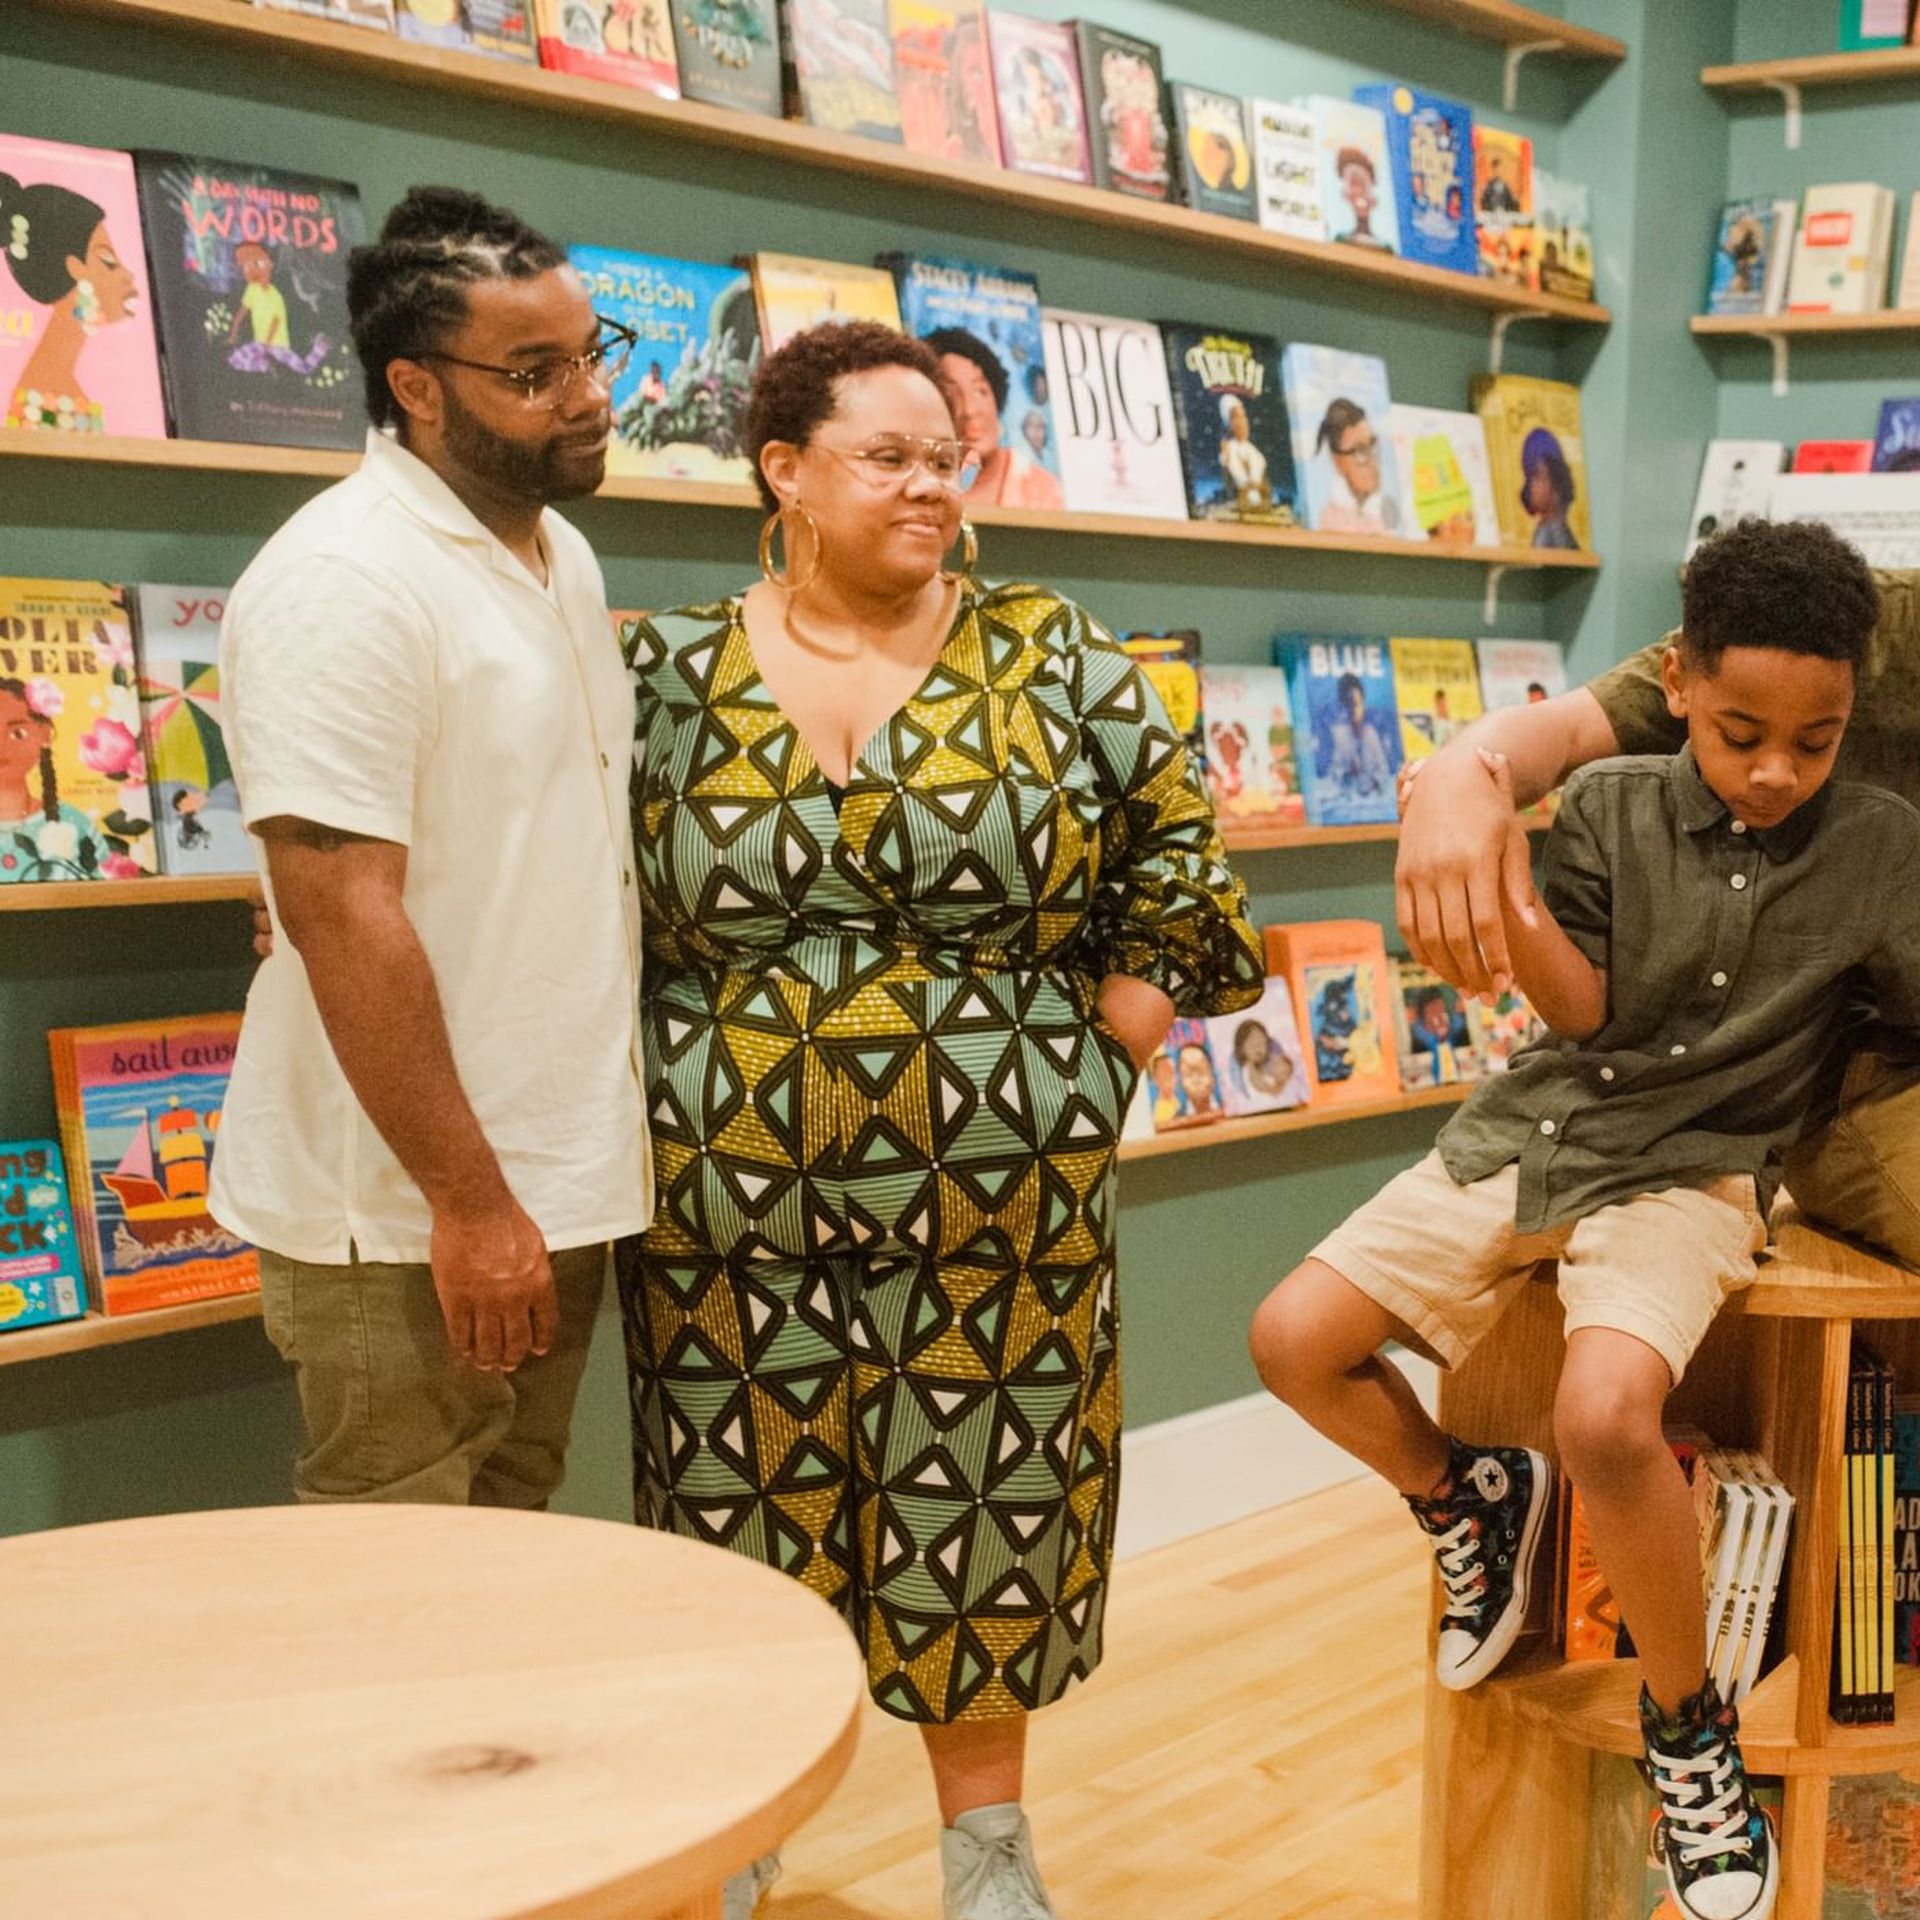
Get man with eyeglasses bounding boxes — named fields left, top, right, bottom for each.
left=210, top=186, right=652, bottom=1508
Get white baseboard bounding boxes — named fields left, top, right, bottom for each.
left=1116, top=1357, right=1441, bottom=1560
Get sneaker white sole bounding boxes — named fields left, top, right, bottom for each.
left=1667, top=1811, right=1779, bottom=1920
left=1435, top=1447, right=1551, bottom=1693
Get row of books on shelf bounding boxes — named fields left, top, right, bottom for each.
left=1119, top=920, right=1547, bottom=1143
left=245, top=1, right=1596, bottom=299
left=1707, top=182, right=1920, bottom=321
left=1835, top=1342, right=1913, bottom=1727
left=1688, top=422, right=1920, bottom=569
left=0, top=126, right=1597, bottom=550
left=1125, top=629, right=1567, bottom=835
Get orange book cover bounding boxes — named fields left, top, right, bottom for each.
left=1562, top=1475, right=1621, bottom=1661
left=1261, top=920, right=1401, bottom=1105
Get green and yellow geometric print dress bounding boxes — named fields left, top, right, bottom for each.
left=619, top=580, right=1262, bottom=1724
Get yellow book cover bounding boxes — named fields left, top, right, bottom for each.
left=1471, top=373, right=1592, bottom=554
left=0, top=578, right=157, bottom=884
left=743, top=253, right=904, bottom=354
left=1389, top=637, right=1484, bottom=766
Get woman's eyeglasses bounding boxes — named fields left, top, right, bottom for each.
left=424, top=317, right=639, bottom=411
left=813, top=433, right=980, bottom=490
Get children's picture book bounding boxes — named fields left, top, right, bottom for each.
left=1160, top=323, right=1297, bottom=525
left=1472, top=123, right=1534, bottom=287
left=1306, top=96, right=1400, bottom=254
left=883, top=252, right=1063, bottom=508
left=395, top=0, right=537, bottom=58
left=1390, top=636, right=1483, bottom=766
left=1040, top=308, right=1188, bottom=519
left=131, top=584, right=254, bottom=878
left=1473, top=372, right=1592, bottom=552
left=1898, top=189, right=1920, bottom=310
left=1393, top=961, right=1479, bottom=1089
left=256, top=0, right=398, bottom=25
left=890, top=0, right=998, bottom=166
left=48, top=1013, right=257, bottom=1316
left=1198, top=664, right=1304, bottom=831
left=743, top=252, right=902, bottom=353
left=1786, top=181, right=1895, bottom=315
left=1476, top=635, right=1567, bottom=824
left=1263, top=919, right=1400, bottom=1105
left=786, top=0, right=903, bottom=140
left=1275, top=633, right=1402, bottom=828
left=571, top=246, right=761, bottom=485
left=1469, top=987, right=1545, bottom=1071
left=1282, top=343, right=1406, bottom=538
left=0, top=1139, right=87, bottom=1335
left=1143, top=1015, right=1223, bottom=1130
left=1534, top=169, right=1595, bottom=303
left=532, top=0, right=681, bottom=92
left=0, top=578, right=157, bottom=884
left=1169, top=84, right=1256, bottom=224
left=1075, top=21, right=1170, bottom=202
left=1686, top=439, right=1786, bottom=556
left=1873, top=397, right=1920, bottom=472
left=134, top=155, right=366, bottom=451
left=1792, top=438, right=1874, bottom=473
left=1206, top=979, right=1309, bottom=1117
left=985, top=12, right=1091, bottom=184
left=1353, top=83, right=1476, bottom=277
left=1704, top=196, right=1784, bottom=317
left=1388, top=403, right=1499, bottom=547
left=1250, top=98, right=1325, bottom=241
left=671, top=0, right=781, bottom=114
left=0, top=134, right=169, bottom=439
left=1119, top=630, right=1203, bottom=766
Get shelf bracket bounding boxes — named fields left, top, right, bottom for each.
left=1761, top=78, right=1804, bottom=150
left=1488, top=309, right=1547, bottom=376
left=1760, top=330, right=1790, bottom=397
left=1503, top=38, right=1566, bottom=113
left=1483, top=564, right=1511, bottom=627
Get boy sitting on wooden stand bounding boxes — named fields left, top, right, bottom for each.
left=1250, top=520, right=1920, bottom=1920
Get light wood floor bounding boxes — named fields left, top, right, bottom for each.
left=775, top=1477, right=1429, bottom=1920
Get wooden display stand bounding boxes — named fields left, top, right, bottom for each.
left=1420, top=1201, right=1920, bottom=1920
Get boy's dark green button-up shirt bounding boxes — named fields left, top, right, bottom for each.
left=1438, top=747, right=1920, bottom=1232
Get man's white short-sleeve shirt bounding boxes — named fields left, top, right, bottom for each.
left=210, top=430, right=652, bottom=1263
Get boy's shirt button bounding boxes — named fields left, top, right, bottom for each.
left=1600, top=1067, right=1616, bottom=1082
left=1670, top=1043, right=1687, bottom=1056
left=1539, top=1119, right=1557, bottom=1136
left=1730, top=873, right=1748, bottom=891
left=1731, top=820, right=1749, bottom=835
left=1711, top=970, right=1729, bottom=987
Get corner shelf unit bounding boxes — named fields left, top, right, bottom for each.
left=1422, top=1203, right=1920, bottom=1920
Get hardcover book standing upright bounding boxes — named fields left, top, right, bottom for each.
left=1389, top=636, right=1483, bottom=767
left=1705, top=197, right=1785, bottom=317
left=890, top=0, right=998, bottom=165
left=1169, top=84, right=1256, bottom=224
left=1686, top=440, right=1786, bottom=556
left=1263, top=919, right=1400, bottom=1106
left=1534, top=169, right=1595, bottom=302
left=0, top=133, right=169, bottom=439
left=1206, top=979, right=1309, bottom=1117
left=131, top=584, right=255, bottom=878
left=1197, top=664, right=1304, bottom=831
left=1144, top=1016, right=1223, bottom=1131
left=532, top=0, right=680, bottom=94
left=671, top=0, right=782, bottom=114
left=786, top=0, right=903, bottom=140
left=1118, top=629, right=1203, bottom=768
left=1250, top=99, right=1325, bottom=241
left=742, top=252, right=902, bottom=352
left=570, top=246, right=761, bottom=486
left=1160, top=323, right=1296, bottom=525
left=1306, top=96, right=1400, bottom=255
left=985, top=12, right=1091, bottom=183
left=1040, top=308, right=1187, bottom=519
left=48, top=1014, right=257, bottom=1316
left=0, top=1140, right=87, bottom=1334
left=1281, top=343, right=1405, bottom=538
left=1392, top=962, right=1479, bottom=1090
left=134, top=155, right=366, bottom=451
left=1473, top=372, right=1592, bottom=552
left=1873, top=398, right=1920, bottom=472
left=1472, top=123, right=1534, bottom=287
left=1353, top=83, right=1476, bottom=277
left=1074, top=21, right=1170, bottom=202
left=1388, top=402, right=1499, bottom=547
left=1275, top=633, right=1402, bottom=828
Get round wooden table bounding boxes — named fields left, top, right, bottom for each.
left=0, top=1504, right=864, bottom=1918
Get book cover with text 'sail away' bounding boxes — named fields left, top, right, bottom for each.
left=1161, top=323, right=1297, bottom=526
left=671, top=0, right=781, bottom=114
left=1075, top=21, right=1169, bottom=201
left=0, top=1140, right=87, bottom=1335
left=1275, top=633, right=1402, bottom=829
left=571, top=246, right=761, bottom=486
left=1040, top=308, right=1187, bottom=520
left=0, top=577, right=158, bottom=884
left=1353, top=82, right=1476, bottom=277
left=532, top=0, right=681, bottom=94
left=986, top=11, right=1091, bottom=183
left=49, top=1014, right=257, bottom=1316
left=0, top=132, right=169, bottom=439
left=135, top=154, right=366, bottom=450
left=890, top=0, right=998, bottom=166
left=132, top=584, right=255, bottom=879
left=1263, top=919, right=1400, bottom=1106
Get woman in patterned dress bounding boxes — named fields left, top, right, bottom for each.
left=619, top=321, right=1262, bottom=1920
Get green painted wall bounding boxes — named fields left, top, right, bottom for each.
left=1, top=0, right=1739, bottom=1535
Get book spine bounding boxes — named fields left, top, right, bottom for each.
left=1880, top=1356, right=1898, bottom=1721
left=1835, top=1363, right=1859, bottom=1721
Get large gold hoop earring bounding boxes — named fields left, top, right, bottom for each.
left=941, top=518, right=978, bottom=584
left=759, top=504, right=821, bottom=594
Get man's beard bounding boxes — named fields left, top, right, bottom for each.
left=441, top=388, right=606, bottom=504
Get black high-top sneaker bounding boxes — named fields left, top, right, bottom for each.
left=1406, top=1436, right=1551, bottom=1691
left=1641, top=1680, right=1778, bottom=1920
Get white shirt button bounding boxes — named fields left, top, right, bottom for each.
left=1731, top=820, right=1748, bottom=835
left=1539, top=1119, right=1556, bottom=1136
left=1670, top=1043, right=1687, bottom=1057
left=600, top=752, right=610, bottom=768
left=1600, top=1067, right=1616, bottom=1082
left=1730, top=873, right=1748, bottom=891
left=1711, top=971, right=1729, bottom=987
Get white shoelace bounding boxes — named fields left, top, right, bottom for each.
left=950, top=1830, right=1055, bottom=1920
left=1651, top=1741, right=1753, bottom=1868
left=1432, top=1515, right=1489, bottom=1621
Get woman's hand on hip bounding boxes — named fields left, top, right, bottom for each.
left=1095, top=973, right=1177, bottom=1071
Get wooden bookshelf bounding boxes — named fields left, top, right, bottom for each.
left=0, top=874, right=260, bottom=912
left=0, top=1291, right=262, bottom=1367
left=1691, top=310, right=1920, bottom=338
left=1118, top=1083, right=1470, bottom=1162
left=26, top=0, right=1608, bottom=326
left=1702, top=46, right=1920, bottom=94
left=1362, top=0, right=1625, bottom=62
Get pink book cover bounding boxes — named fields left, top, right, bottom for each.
left=0, top=133, right=169, bottom=440
left=985, top=12, right=1092, bottom=184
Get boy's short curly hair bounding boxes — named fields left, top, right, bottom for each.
left=744, top=320, right=945, bottom=509
left=1681, top=519, right=1879, bottom=674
